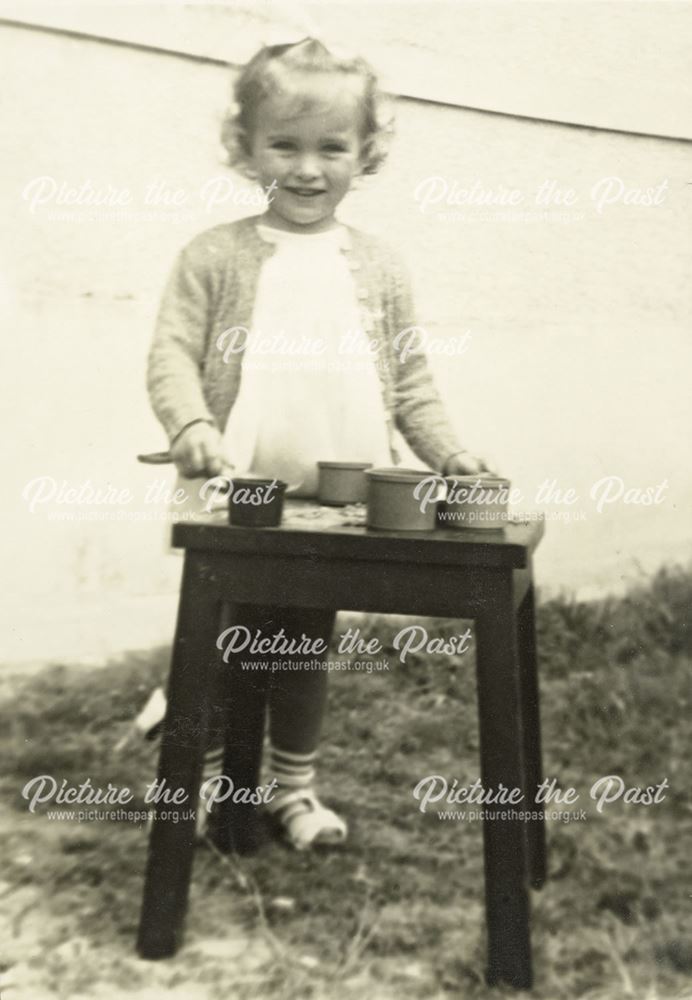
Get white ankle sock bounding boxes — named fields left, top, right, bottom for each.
left=266, top=745, right=316, bottom=799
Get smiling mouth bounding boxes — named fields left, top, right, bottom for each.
left=285, top=187, right=326, bottom=198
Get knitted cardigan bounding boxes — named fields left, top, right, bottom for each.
left=147, top=215, right=463, bottom=472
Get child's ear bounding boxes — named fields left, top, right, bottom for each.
left=235, top=127, right=257, bottom=176
left=236, top=124, right=252, bottom=158
left=233, top=119, right=254, bottom=167
left=221, top=116, right=257, bottom=179
left=221, top=113, right=254, bottom=179
left=356, top=137, right=373, bottom=177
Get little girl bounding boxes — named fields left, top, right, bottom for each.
left=147, top=38, right=490, bottom=850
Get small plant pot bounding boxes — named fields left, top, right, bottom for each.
left=365, top=467, right=442, bottom=531
left=439, top=475, right=511, bottom=530
left=317, top=461, right=373, bottom=506
left=228, top=478, right=286, bottom=527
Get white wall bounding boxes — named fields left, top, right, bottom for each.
left=5, top=1, right=692, bottom=136
left=1, top=6, right=691, bottom=661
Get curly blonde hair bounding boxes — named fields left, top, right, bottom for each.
left=220, top=38, right=395, bottom=178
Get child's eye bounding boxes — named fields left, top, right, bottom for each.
left=270, top=140, right=296, bottom=151
left=322, top=143, right=348, bottom=154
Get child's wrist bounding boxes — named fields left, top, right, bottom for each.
left=171, top=418, right=214, bottom=446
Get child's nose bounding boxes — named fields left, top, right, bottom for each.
left=295, top=154, right=321, bottom=180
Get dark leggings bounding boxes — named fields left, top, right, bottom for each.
left=206, top=603, right=336, bottom=758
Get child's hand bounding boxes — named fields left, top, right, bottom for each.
left=170, top=421, right=226, bottom=478
left=443, top=450, right=496, bottom=477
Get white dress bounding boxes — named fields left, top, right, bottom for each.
left=173, top=222, right=393, bottom=517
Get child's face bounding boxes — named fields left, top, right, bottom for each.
left=248, top=74, right=364, bottom=232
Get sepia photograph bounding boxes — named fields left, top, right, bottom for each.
left=1, top=1, right=691, bottom=998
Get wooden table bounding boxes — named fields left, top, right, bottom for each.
left=137, top=503, right=546, bottom=989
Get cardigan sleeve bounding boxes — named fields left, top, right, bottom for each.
left=386, top=250, right=464, bottom=472
left=146, top=236, right=217, bottom=444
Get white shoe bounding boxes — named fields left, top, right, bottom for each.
left=114, top=687, right=168, bottom=753
left=265, top=788, right=348, bottom=851
left=133, top=687, right=167, bottom=739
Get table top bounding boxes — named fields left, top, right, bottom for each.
left=172, top=501, right=545, bottom=569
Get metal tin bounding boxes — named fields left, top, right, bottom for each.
left=317, top=461, right=373, bottom=506
left=365, top=467, right=440, bottom=531
left=228, top=478, right=287, bottom=527
left=440, top=475, right=511, bottom=530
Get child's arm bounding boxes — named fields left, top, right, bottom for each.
left=387, top=251, right=491, bottom=474
left=147, top=239, right=226, bottom=477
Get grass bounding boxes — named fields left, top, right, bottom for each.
left=1, top=565, right=692, bottom=999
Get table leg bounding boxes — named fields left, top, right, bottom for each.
left=137, top=554, right=220, bottom=959
left=213, top=603, right=272, bottom=855
left=517, top=576, right=547, bottom=889
left=474, top=574, right=532, bottom=989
